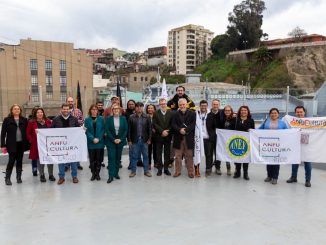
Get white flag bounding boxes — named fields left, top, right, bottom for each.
left=161, top=78, right=168, bottom=100
left=194, top=112, right=205, bottom=165
left=37, top=127, right=88, bottom=164
left=216, top=129, right=250, bottom=163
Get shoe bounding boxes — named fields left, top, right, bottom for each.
left=33, top=171, right=38, bottom=177
left=243, top=173, right=250, bottom=181
left=157, top=170, right=162, bottom=176
left=77, top=165, right=83, bottom=170
left=40, top=174, right=46, bottom=182
left=49, top=175, right=56, bottom=181
left=64, top=166, right=69, bottom=172
left=107, top=177, right=114, bottom=184
left=286, top=177, right=297, bottom=183
left=127, top=164, right=132, bottom=170
left=101, top=163, right=105, bottom=167
left=57, top=178, right=65, bottom=185
left=305, top=181, right=311, bottom=187
left=5, top=177, right=12, bottom=186
left=233, top=172, right=241, bottom=179
left=129, top=172, right=136, bottom=178
left=144, top=172, right=152, bottom=177
left=271, top=178, right=278, bottom=185
left=173, top=173, right=181, bottom=178
left=16, top=172, right=22, bottom=184
left=215, top=168, right=222, bottom=175
left=115, top=175, right=120, bottom=180
left=205, top=170, right=212, bottom=177
left=164, top=169, right=171, bottom=176
left=188, top=173, right=194, bottom=178
left=264, top=177, right=272, bottom=182
left=227, top=169, right=231, bottom=176
left=72, top=177, right=79, bottom=183
left=96, top=174, right=101, bottom=181
left=90, top=174, right=96, bottom=181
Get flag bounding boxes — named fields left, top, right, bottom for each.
left=76, top=81, right=83, bottom=112
left=161, top=78, right=168, bottom=100
left=116, top=79, right=123, bottom=107
left=193, top=111, right=205, bottom=165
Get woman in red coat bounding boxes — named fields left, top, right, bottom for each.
left=26, top=107, right=56, bottom=182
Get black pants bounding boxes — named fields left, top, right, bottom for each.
left=267, top=165, right=280, bottom=179
left=204, top=139, right=213, bottom=170
left=148, top=140, right=157, bottom=166
left=235, top=163, right=249, bottom=173
left=6, top=142, right=24, bottom=174
left=216, top=161, right=230, bottom=170
left=88, top=149, right=104, bottom=174
left=156, top=140, right=171, bottom=170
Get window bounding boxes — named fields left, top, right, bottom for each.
left=145, top=77, right=148, bottom=82
left=46, top=92, right=53, bottom=99
left=30, top=59, right=37, bottom=70
left=134, top=77, right=137, bottom=82
left=60, top=92, right=67, bottom=102
left=141, top=77, right=143, bottom=82
left=60, top=76, right=67, bottom=86
left=45, top=75, right=53, bottom=86
left=32, top=94, right=39, bottom=102
left=31, top=75, right=38, bottom=86
left=60, top=60, right=66, bottom=71
left=45, top=60, right=52, bottom=71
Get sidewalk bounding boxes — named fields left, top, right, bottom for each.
left=1, top=155, right=326, bottom=244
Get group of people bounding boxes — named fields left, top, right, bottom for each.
left=0, top=86, right=312, bottom=187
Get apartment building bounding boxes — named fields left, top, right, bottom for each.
left=0, top=39, right=93, bottom=120
left=167, top=24, right=214, bottom=75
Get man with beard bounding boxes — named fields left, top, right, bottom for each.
left=167, top=86, right=196, bottom=111
left=96, top=101, right=105, bottom=116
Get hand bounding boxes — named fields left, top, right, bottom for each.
left=35, top=129, right=39, bottom=134
left=1, top=147, right=7, bottom=154
left=180, top=128, right=186, bottom=135
left=93, top=138, right=99, bottom=144
left=114, top=139, right=121, bottom=144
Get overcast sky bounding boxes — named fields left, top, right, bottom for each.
left=0, top=0, right=325, bottom=52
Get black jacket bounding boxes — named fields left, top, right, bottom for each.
left=167, top=94, right=196, bottom=111
left=128, top=113, right=152, bottom=144
left=172, top=109, right=196, bottom=150
left=206, top=112, right=217, bottom=141
left=51, top=114, right=80, bottom=128
left=219, top=116, right=236, bottom=130
left=234, top=117, right=255, bottom=131
left=1, top=116, right=29, bottom=153
left=152, top=109, right=174, bottom=142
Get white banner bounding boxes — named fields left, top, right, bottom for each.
left=216, top=129, right=250, bottom=163
left=194, top=112, right=205, bottom=165
left=250, top=129, right=301, bottom=165
left=284, top=115, right=326, bottom=162
left=37, top=127, right=88, bottom=164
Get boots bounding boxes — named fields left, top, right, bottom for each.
left=195, top=165, right=201, bottom=177
left=95, top=164, right=101, bottom=181
left=5, top=169, right=12, bottom=186
left=90, top=172, right=96, bottom=181
left=16, top=171, right=22, bottom=184
left=233, top=164, right=241, bottom=178
left=243, top=163, right=250, bottom=180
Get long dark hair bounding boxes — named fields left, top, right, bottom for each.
left=33, top=107, right=47, bottom=121
left=8, top=104, right=23, bottom=117
left=237, top=105, right=252, bottom=119
left=146, top=104, right=156, bottom=114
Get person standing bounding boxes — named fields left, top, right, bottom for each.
left=259, top=108, right=288, bottom=185
left=84, top=105, right=105, bottom=181
left=167, top=86, right=196, bottom=111
left=125, top=99, right=136, bottom=170
left=171, top=98, right=196, bottom=178
left=153, top=98, right=173, bottom=176
left=96, top=101, right=105, bottom=116
left=105, top=104, right=128, bottom=183
left=128, top=102, right=152, bottom=178
left=67, top=97, right=84, bottom=170
left=233, top=106, right=255, bottom=180
left=286, top=106, right=312, bottom=187
left=51, top=103, right=80, bottom=185
left=1, top=104, right=29, bottom=185
left=26, top=107, right=55, bottom=183
left=146, top=104, right=157, bottom=170
left=29, top=106, right=40, bottom=176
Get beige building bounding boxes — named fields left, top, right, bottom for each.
left=167, top=24, right=214, bottom=75
left=0, top=39, right=93, bottom=120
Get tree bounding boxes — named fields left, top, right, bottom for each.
left=227, top=0, right=266, bottom=50
left=288, top=26, right=307, bottom=42
left=211, top=34, right=230, bottom=58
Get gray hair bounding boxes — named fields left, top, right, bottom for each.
left=178, top=98, right=187, bottom=104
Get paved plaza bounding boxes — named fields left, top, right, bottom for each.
left=1, top=155, right=326, bottom=245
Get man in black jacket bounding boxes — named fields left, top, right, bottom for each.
left=128, top=102, right=152, bottom=177
left=167, top=85, right=196, bottom=111
left=153, top=98, right=174, bottom=176
left=51, top=103, right=80, bottom=185
left=171, top=98, right=196, bottom=178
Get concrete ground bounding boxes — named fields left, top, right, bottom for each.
left=1, top=154, right=326, bottom=245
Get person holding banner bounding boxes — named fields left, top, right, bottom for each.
left=171, top=98, right=196, bottom=178
left=1, top=104, right=29, bottom=185
left=286, top=106, right=312, bottom=187
left=105, top=104, right=128, bottom=183
left=216, top=105, right=235, bottom=176
left=26, top=107, right=55, bottom=183
left=85, top=105, right=105, bottom=181
left=233, top=106, right=255, bottom=180
left=259, top=108, right=288, bottom=185
left=51, top=104, right=81, bottom=185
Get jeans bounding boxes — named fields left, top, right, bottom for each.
left=58, top=162, right=78, bottom=178
left=31, top=160, right=38, bottom=173
left=130, top=139, right=149, bottom=173
left=291, top=162, right=312, bottom=181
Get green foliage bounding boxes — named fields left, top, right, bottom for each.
left=162, top=75, right=185, bottom=84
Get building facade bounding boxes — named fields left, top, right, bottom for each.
left=0, top=39, right=93, bottom=120
left=167, top=24, right=214, bottom=75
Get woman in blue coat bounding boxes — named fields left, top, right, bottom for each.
left=105, top=104, right=128, bottom=183
left=85, top=104, right=105, bottom=181
left=259, top=108, right=288, bottom=185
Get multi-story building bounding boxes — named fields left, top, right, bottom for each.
left=147, top=46, right=167, bottom=66
left=167, top=24, right=214, bottom=75
left=0, top=39, right=93, bottom=120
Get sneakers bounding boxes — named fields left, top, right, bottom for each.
left=144, top=172, right=152, bottom=177
left=57, top=178, right=65, bottom=185
left=72, top=177, right=79, bottom=183
left=286, top=177, right=297, bottom=183
left=305, top=181, right=311, bottom=187
left=271, top=178, right=278, bottom=185
left=264, top=177, right=272, bottom=182
left=129, top=172, right=136, bottom=178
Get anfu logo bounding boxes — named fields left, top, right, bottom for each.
left=227, top=136, right=249, bottom=159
